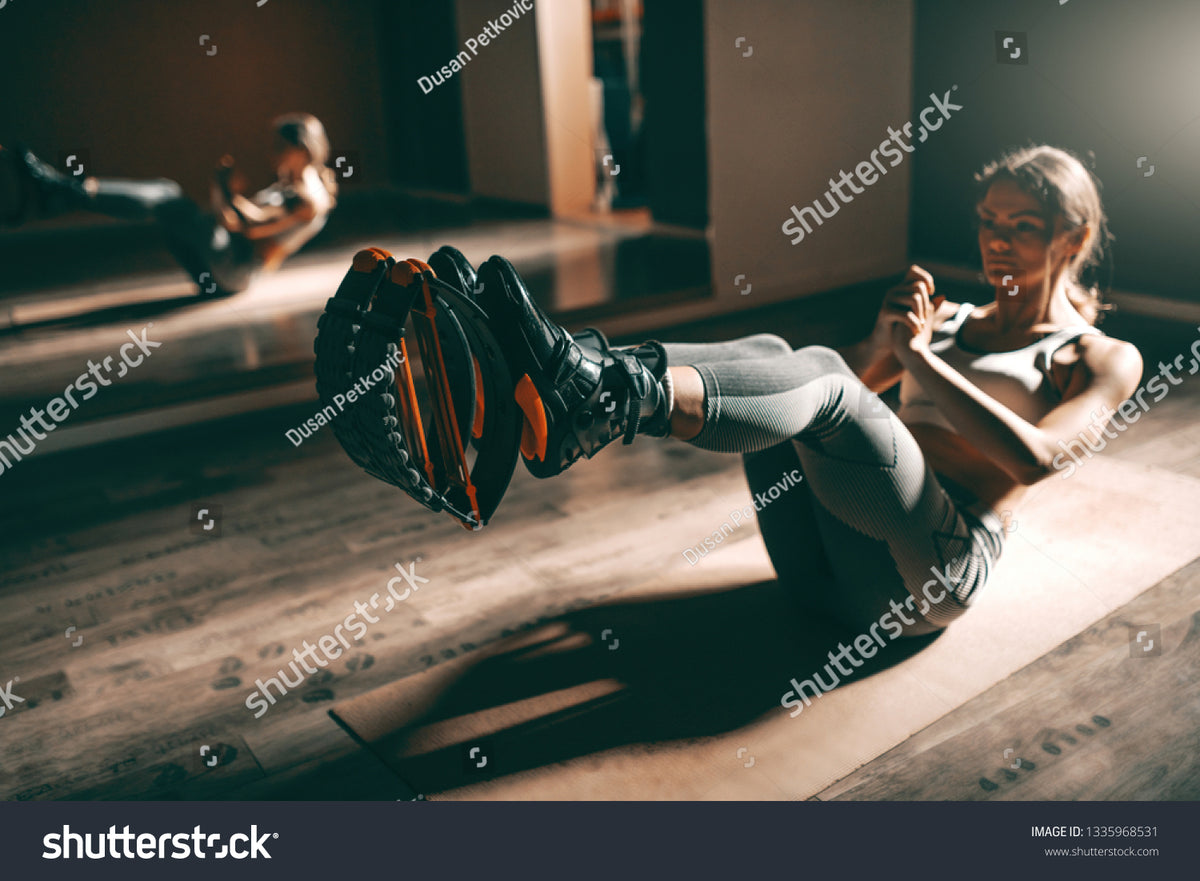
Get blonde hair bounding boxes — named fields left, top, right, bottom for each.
left=975, top=145, right=1112, bottom=324
left=272, top=112, right=338, bottom=202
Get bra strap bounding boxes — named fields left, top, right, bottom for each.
left=1037, top=325, right=1104, bottom=381
left=936, top=302, right=974, bottom=336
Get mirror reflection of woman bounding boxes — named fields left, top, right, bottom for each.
left=1, top=113, right=337, bottom=297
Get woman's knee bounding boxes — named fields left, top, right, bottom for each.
left=744, top=333, right=793, bottom=358
left=152, top=178, right=185, bottom=199
left=793, top=344, right=854, bottom=377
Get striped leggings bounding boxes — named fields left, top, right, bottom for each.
left=661, top=335, right=1005, bottom=635
left=67, top=177, right=258, bottom=294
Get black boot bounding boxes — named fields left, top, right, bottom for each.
left=16, top=146, right=88, bottom=217
left=427, top=245, right=479, bottom=300
left=474, top=255, right=673, bottom=478
left=0, top=145, right=31, bottom=226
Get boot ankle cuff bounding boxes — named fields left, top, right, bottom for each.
left=660, top=367, right=675, bottom=425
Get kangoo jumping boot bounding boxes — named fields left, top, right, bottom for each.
left=15, top=146, right=88, bottom=217
left=474, top=255, right=674, bottom=478
left=0, top=145, right=31, bottom=226
left=427, top=245, right=479, bottom=300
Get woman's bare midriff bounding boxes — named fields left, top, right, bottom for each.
left=907, top=422, right=1028, bottom=514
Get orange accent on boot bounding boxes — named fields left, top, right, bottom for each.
left=405, top=258, right=432, bottom=275
left=413, top=262, right=441, bottom=319
left=514, top=374, right=548, bottom=462
left=352, top=247, right=392, bottom=272
left=471, top=354, right=485, bottom=440
left=390, top=261, right=417, bottom=288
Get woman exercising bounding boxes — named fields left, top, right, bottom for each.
left=0, top=113, right=337, bottom=296
left=471, top=145, right=1143, bottom=636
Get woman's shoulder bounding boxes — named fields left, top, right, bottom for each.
left=1074, top=331, right=1142, bottom=373
left=1051, top=331, right=1143, bottom=398
left=290, top=169, right=335, bottom=214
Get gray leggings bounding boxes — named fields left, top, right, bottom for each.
left=662, top=335, right=1005, bottom=635
left=77, top=177, right=258, bottom=294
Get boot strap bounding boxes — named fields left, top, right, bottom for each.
left=613, top=351, right=648, bottom=444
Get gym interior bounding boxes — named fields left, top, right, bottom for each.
left=1, top=0, right=1198, bottom=804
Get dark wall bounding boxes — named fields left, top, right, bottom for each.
left=911, top=0, right=1200, bottom=302
left=642, top=0, right=708, bottom=229
left=375, top=0, right=470, bottom=193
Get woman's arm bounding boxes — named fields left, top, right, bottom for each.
left=211, top=181, right=316, bottom=240
left=838, top=265, right=955, bottom=392
left=890, top=290, right=1144, bottom=485
left=837, top=337, right=905, bottom=392
left=230, top=193, right=299, bottom=225
left=211, top=156, right=310, bottom=236
left=235, top=199, right=317, bottom=241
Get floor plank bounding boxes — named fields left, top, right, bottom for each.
left=818, top=559, right=1200, bottom=800
left=2, top=292, right=1198, bottom=801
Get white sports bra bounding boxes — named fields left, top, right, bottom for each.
left=252, top=165, right=334, bottom=256
left=897, top=302, right=1103, bottom=433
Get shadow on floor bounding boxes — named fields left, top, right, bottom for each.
left=327, top=576, right=941, bottom=797
left=0, top=291, right=205, bottom=336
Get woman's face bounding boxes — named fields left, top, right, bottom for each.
left=976, top=179, right=1083, bottom=298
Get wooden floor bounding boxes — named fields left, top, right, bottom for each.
left=1, top=298, right=1198, bottom=801
left=819, top=557, right=1200, bottom=800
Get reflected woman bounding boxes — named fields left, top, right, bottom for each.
left=1, top=113, right=337, bottom=296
